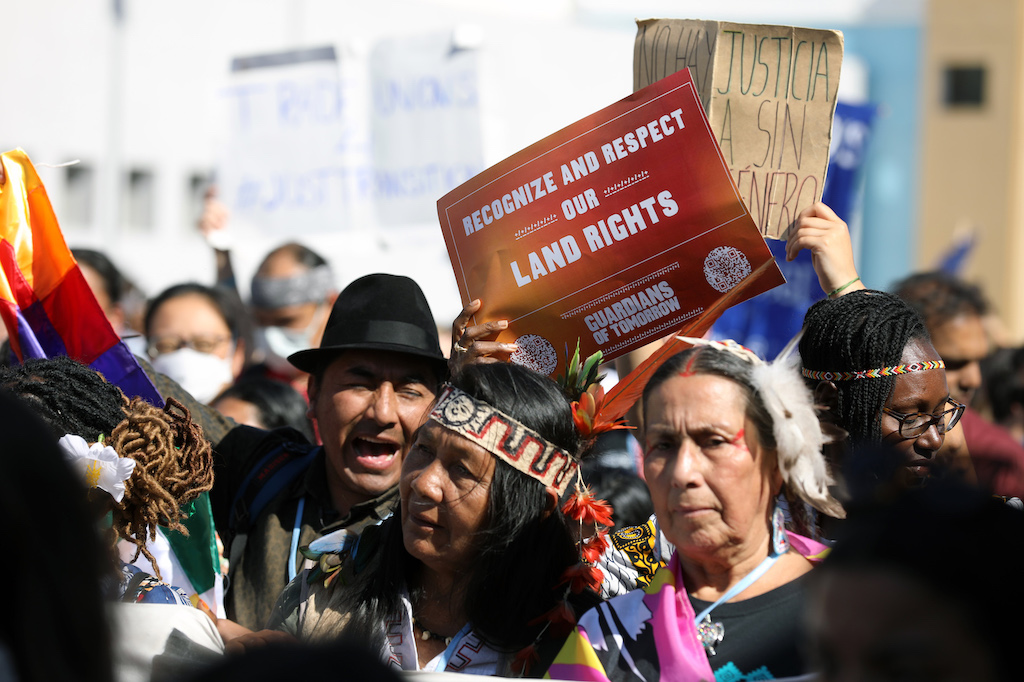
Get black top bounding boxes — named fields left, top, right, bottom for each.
left=688, top=574, right=809, bottom=680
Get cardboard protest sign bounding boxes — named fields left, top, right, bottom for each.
left=634, top=19, right=843, bottom=239
left=437, top=68, right=784, bottom=378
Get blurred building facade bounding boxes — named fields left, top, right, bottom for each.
left=0, top=0, right=938, bottom=329
left=919, top=0, right=1024, bottom=338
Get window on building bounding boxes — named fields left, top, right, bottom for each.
left=943, top=66, right=985, bottom=107
left=187, top=172, right=212, bottom=228
left=123, top=168, right=155, bottom=230
left=65, top=163, right=95, bottom=226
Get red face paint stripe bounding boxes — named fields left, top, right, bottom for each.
left=679, top=354, right=698, bottom=378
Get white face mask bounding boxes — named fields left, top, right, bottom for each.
left=254, top=305, right=328, bottom=374
left=150, top=347, right=235, bottom=404
left=255, top=325, right=310, bottom=373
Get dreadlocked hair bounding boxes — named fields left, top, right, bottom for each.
left=0, top=357, right=214, bottom=581
left=799, top=290, right=930, bottom=448
left=111, top=397, right=214, bottom=577
left=0, top=355, right=129, bottom=439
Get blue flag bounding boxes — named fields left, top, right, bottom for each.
left=712, top=102, right=877, bottom=357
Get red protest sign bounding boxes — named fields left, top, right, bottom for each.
left=437, top=68, right=784, bottom=377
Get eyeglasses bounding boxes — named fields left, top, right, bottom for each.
left=147, top=335, right=232, bottom=358
left=882, top=399, right=966, bottom=439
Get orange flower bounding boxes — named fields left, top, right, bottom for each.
left=571, top=383, right=634, bottom=437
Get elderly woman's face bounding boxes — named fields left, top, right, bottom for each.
left=879, top=338, right=951, bottom=482
left=643, top=373, right=779, bottom=558
left=400, top=421, right=495, bottom=576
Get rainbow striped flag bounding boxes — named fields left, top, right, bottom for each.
left=0, top=148, right=161, bottom=404
left=0, top=148, right=223, bottom=607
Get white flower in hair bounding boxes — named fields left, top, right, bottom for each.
left=58, top=434, right=136, bottom=503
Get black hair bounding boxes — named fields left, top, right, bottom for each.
left=0, top=388, right=114, bottom=682
left=144, top=282, right=247, bottom=343
left=799, top=290, right=931, bottom=448
left=984, top=346, right=1024, bottom=423
left=642, top=346, right=776, bottom=450
left=584, top=467, right=654, bottom=531
left=817, top=477, right=1022, bottom=680
left=212, top=375, right=315, bottom=442
left=0, top=356, right=128, bottom=438
left=893, top=271, right=989, bottom=326
left=258, top=242, right=330, bottom=272
left=0, top=357, right=215, bottom=579
left=73, top=247, right=126, bottom=304
left=319, top=363, right=589, bottom=656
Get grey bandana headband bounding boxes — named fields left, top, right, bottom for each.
left=251, top=265, right=334, bottom=309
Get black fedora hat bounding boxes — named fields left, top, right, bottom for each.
left=288, top=273, right=446, bottom=375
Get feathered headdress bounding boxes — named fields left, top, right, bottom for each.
left=678, top=334, right=846, bottom=519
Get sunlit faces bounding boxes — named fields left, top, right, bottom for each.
left=147, top=293, right=241, bottom=370
left=400, top=421, right=495, bottom=576
left=808, top=568, right=996, bottom=682
left=880, top=339, right=951, bottom=482
left=642, top=373, right=780, bottom=559
left=929, top=313, right=988, bottom=405
left=308, top=350, right=437, bottom=510
left=252, top=252, right=331, bottom=347
left=147, top=292, right=243, bottom=403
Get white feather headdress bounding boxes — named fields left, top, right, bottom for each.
left=678, top=335, right=846, bottom=519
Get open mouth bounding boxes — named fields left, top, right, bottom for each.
left=351, top=436, right=399, bottom=471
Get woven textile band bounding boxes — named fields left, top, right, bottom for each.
left=801, top=360, right=945, bottom=382
left=430, top=385, right=578, bottom=495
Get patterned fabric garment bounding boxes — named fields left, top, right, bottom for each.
left=553, top=535, right=830, bottom=681
left=381, top=591, right=502, bottom=674
left=116, top=563, right=192, bottom=606
left=286, top=527, right=505, bottom=674
left=598, top=515, right=831, bottom=598
left=599, top=514, right=674, bottom=597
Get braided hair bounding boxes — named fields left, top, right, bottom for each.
left=0, top=357, right=214, bottom=579
left=799, top=290, right=930, bottom=447
left=0, top=355, right=128, bottom=438
left=110, top=397, right=214, bottom=572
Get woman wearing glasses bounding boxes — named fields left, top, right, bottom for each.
left=784, top=202, right=965, bottom=485
left=799, top=289, right=964, bottom=488
left=145, top=283, right=247, bottom=404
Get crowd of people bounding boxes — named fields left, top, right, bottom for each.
left=1, top=183, right=1022, bottom=682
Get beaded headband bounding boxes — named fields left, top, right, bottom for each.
left=430, top=385, right=579, bottom=495
left=801, top=360, right=945, bottom=382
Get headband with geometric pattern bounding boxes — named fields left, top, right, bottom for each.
left=801, top=360, right=945, bottom=382
left=429, top=385, right=579, bottom=495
